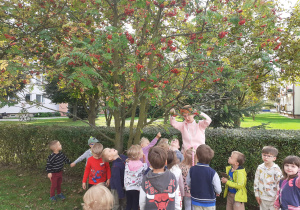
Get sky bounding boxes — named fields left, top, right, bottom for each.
left=278, top=0, right=299, bottom=18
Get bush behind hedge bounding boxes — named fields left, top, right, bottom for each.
left=1, top=124, right=300, bottom=207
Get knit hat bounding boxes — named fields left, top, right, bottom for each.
left=88, top=136, right=99, bottom=145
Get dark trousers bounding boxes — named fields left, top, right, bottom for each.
left=50, top=171, right=62, bottom=197
left=125, top=190, right=140, bottom=210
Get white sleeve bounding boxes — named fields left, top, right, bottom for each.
left=139, top=187, right=146, bottom=210
left=212, top=172, right=222, bottom=194
left=175, top=185, right=182, bottom=210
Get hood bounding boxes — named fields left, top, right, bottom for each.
left=128, top=160, right=144, bottom=171
left=145, top=169, right=175, bottom=193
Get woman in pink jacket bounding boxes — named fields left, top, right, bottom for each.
left=170, top=105, right=212, bottom=152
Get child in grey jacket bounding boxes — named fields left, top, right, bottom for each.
left=70, top=137, right=99, bottom=167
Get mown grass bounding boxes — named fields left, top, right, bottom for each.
left=240, top=112, right=300, bottom=130
left=0, top=115, right=164, bottom=127
left=1, top=112, right=299, bottom=130
left=0, top=165, right=84, bottom=210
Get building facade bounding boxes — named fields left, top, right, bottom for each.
left=278, top=84, right=300, bottom=119
left=0, top=75, right=67, bottom=117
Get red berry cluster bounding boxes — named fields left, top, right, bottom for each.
left=273, top=42, right=281, bottom=50
left=125, top=31, right=134, bottom=44
left=125, top=5, right=134, bottom=16
left=171, top=68, right=180, bottom=74
left=218, top=31, right=228, bottom=39
left=238, top=19, right=246, bottom=25
left=166, top=9, right=177, bottom=17
left=155, top=53, right=164, bottom=59
left=4, top=34, right=16, bottom=40
left=136, top=64, right=144, bottom=72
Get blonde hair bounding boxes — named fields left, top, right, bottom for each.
left=49, top=140, right=59, bottom=150
left=158, top=143, right=169, bottom=153
left=140, top=137, right=149, bottom=145
left=91, top=143, right=104, bottom=158
left=101, top=148, right=111, bottom=162
left=127, top=144, right=142, bottom=160
left=181, top=148, right=194, bottom=167
left=83, top=185, right=114, bottom=210
left=232, top=151, right=245, bottom=166
left=157, top=138, right=169, bottom=146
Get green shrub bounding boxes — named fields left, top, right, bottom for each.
left=54, top=111, right=61, bottom=116
left=0, top=125, right=299, bottom=208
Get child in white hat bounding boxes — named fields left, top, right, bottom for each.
left=70, top=136, right=99, bottom=167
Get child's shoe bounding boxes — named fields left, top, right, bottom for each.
left=57, top=193, right=66, bottom=200
left=50, top=196, right=57, bottom=202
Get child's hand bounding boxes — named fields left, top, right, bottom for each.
left=82, top=183, right=86, bottom=190
left=106, top=179, right=110, bottom=187
left=256, top=197, right=261, bottom=205
left=156, top=132, right=161, bottom=139
left=70, top=163, right=76, bottom=167
left=47, top=173, right=52, bottom=180
left=221, top=177, right=228, bottom=184
left=170, top=108, right=176, bottom=115
left=216, top=194, right=220, bottom=197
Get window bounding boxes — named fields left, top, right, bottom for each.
left=25, top=94, right=31, bottom=102
left=36, top=94, right=44, bottom=103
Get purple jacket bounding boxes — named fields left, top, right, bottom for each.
left=142, top=137, right=158, bottom=167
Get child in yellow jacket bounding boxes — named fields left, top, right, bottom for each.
left=221, top=151, right=247, bottom=210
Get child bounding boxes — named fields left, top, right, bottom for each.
left=139, top=146, right=182, bottom=210
left=170, top=105, right=212, bottom=152
left=221, top=151, right=247, bottom=210
left=170, top=138, right=184, bottom=162
left=187, top=144, right=222, bottom=209
left=140, top=132, right=161, bottom=167
left=102, top=148, right=127, bottom=210
left=254, top=146, right=282, bottom=210
left=82, top=143, right=111, bottom=190
left=70, top=136, right=99, bottom=167
left=124, top=144, right=147, bottom=210
left=274, top=155, right=300, bottom=210
left=83, top=184, right=114, bottom=210
left=46, top=140, right=72, bottom=201
left=167, top=150, right=184, bottom=197
left=179, top=148, right=194, bottom=210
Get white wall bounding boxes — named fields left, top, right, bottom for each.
left=0, top=76, right=60, bottom=114
left=295, top=84, right=300, bottom=115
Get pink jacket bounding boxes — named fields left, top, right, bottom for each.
left=170, top=112, right=212, bottom=151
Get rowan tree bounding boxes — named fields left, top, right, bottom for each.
left=1, top=0, right=285, bottom=151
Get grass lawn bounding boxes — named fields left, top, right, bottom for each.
left=0, top=115, right=164, bottom=127
left=0, top=165, right=84, bottom=210
left=240, top=112, right=300, bottom=130
left=1, top=112, right=299, bottom=130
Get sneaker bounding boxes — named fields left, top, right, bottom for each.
left=50, top=196, right=57, bottom=202
left=57, top=193, right=66, bottom=200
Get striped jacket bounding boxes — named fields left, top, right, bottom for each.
left=46, top=152, right=71, bottom=173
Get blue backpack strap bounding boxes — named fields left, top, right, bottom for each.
left=279, top=179, right=283, bottom=188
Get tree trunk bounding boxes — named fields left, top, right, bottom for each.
left=233, top=117, right=241, bottom=127
left=128, top=96, right=138, bottom=149
left=113, top=106, right=125, bottom=152
left=72, top=101, right=78, bottom=122
left=164, top=111, right=169, bottom=124
left=87, top=97, right=97, bottom=126
left=133, top=96, right=147, bottom=145
left=104, top=108, right=112, bottom=127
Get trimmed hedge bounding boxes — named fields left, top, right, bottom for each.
left=1, top=124, right=300, bottom=208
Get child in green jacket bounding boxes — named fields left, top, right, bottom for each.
left=221, top=151, right=247, bottom=210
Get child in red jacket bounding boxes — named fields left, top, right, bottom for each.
left=82, top=143, right=111, bottom=189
